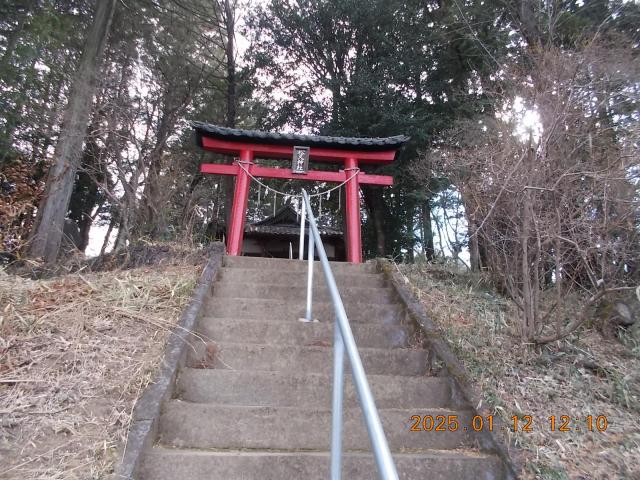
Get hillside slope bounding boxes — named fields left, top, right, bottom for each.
left=401, top=262, right=639, bottom=480
left=0, top=261, right=198, bottom=479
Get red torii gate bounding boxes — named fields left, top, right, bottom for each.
left=193, top=123, right=408, bottom=263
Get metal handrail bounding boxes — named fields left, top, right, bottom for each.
left=299, top=189, right=399, bottom=480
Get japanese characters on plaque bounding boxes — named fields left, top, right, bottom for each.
left=292, top=146, right=310, bottom=174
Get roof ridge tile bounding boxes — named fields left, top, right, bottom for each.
left=192, top=122, right=409, bottom=152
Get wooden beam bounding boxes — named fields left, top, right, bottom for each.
left=200, top=136, right=397, bottom=164
left=200, top=163, right=393, bottom=186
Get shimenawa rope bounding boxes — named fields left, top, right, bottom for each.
left=235, top=160, right=360, bottom=199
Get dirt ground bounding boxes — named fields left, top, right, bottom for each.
left=401, top=262, right=640, bottom=480
left=0, top=263, right=198, bottom=479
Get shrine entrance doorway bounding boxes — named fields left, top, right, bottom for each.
left=193, top=123, right=408, bottom=263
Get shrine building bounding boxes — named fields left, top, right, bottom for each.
left=193, top=122, right=408, bottom=263
left=243, top=204, right=345, bottom=260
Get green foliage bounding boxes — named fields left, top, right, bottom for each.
left=246, top=0, right=509, bottom=258
left=0, top=1, right=90, bottom=164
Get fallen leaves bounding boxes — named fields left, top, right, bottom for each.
left=0, top=264, right=198, bottom=479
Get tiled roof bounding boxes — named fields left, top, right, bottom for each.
left=251, top=205, right=299, bottom=227
left=245, top=224, right=343, bottom=238
left=193, top=122, right=409, bottom=151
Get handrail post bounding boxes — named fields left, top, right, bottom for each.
left=330, top=321, right=345, bottom=480
left=305, top=200, right=314, bottom=322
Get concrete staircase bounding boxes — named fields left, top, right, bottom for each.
left=138, top=256, right=506, bottom=479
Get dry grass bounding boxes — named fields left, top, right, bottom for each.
left=401, top=262, right=640, bottom=480
left=0, top=263, right=198, bottom=479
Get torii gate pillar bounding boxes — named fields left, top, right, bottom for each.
left=344, top=157, right=361, bottom=263
left=193, top=123, right=408, bottom=263
left=227, top=149, right=253, bottom=256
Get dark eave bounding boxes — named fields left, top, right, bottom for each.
left=245, top=224, right=343, bottom=239
left=193, top=122, right=409, bottom=152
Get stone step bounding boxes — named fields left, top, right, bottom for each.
left=217, top=267, right=387, bottom=288
left=127, top=255, right=509, bottom=479
left=186, top=341, right=429, bottom=376
left=196, top=317, right=412, bottom=349
left=203, top=298, right=403, bottom=324
left=140, top=448, right=505, bottom=480
left=158, top=403, right=480, bottom=451
left=223, top=255, right=377, bottom=274
left=176, top=370, right=451, bottom=409
left=212, top=282, right=397, bottom=304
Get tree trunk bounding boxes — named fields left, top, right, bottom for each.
left=28, top=0, right=116, bottom=263
left=207, top=180, right=223, bottom=241
left=520, top=193, right=535, bottom=341
left=36, top=61, right=69, bottom=164
left=136, top=109, right=174, bottom=239
left=512, top=0, right=543, bottom=48
left=68, top=112, right=105, bottom=252
left=468, top=231, right=482, bottom=272
left=99, top=212, right=116, bottom=257
left=101, top=40, right=135, bottom=249
left=459, top=186, right=482, bottom=271
left=114, top=214, right=130, bottom=252
left=421, top=199, right=435, bottom=260
left=223, top=0, right=238, bottom=233
left=362, top=186, right=387, bottom=256
left=224, top=0, right=237, bottom=129
left=180, top=170, right=204, bottom=229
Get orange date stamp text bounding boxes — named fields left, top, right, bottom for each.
left=409, top=414, right=609, bottom=433
left=409, top=414, right=494, bottom=432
